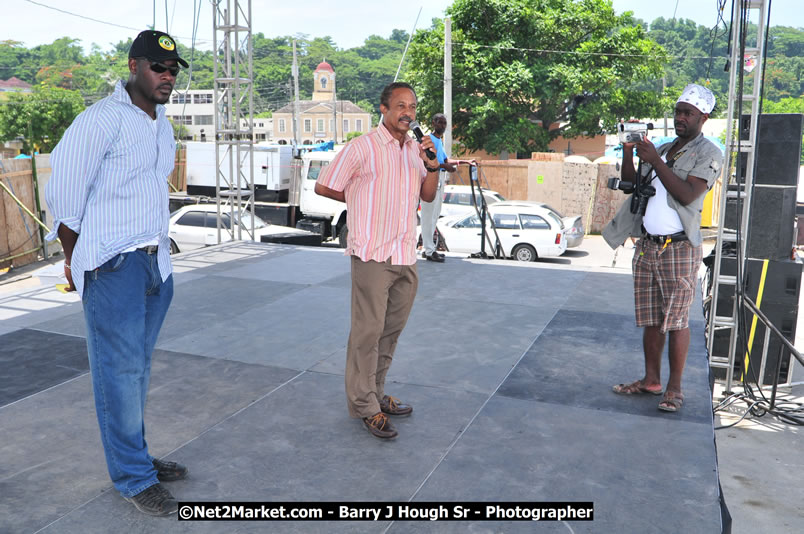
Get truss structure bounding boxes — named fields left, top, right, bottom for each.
left=706, top=0, right=770, bottom=391
left=212, top=0, right=255, bottom=242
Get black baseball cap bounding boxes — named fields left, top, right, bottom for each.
left=128, top=30, right=189, bottom=68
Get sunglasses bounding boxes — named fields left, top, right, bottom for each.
left=148, top=61, right=180, bottom=77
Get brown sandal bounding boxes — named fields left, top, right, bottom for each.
left=658, top=391, right=684, bottom=412
left=612, top=380, right=663, bottom=396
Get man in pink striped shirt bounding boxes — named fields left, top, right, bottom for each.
left=315, top=82, right=440, bottom=439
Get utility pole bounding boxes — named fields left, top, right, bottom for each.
left=332, top=69, right=338, bottom=143
left=28, top=120, right=46, bottom=259
left=443, top=16, right=452, bottom=158
left=662, top=76, right=668, bottom=136
left=292, top=40, right=301, bottom=146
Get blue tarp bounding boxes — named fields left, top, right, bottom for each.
left=310, top=140, right=335, bottom=152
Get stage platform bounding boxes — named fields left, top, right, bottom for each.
left=0, top=242, right=724, bottom=533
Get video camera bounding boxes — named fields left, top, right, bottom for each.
left=617, top=122, right=654, bottom=144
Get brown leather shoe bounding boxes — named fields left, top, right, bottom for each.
left=379, top=395, right=413, bottom=416
left=362, top=412, right=398, bottom=439
left=425, top=251, right=445, bottom=262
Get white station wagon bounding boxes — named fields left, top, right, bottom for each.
left=433, top=201, right=568, bottom=261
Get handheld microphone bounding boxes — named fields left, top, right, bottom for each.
left=408, top=120, right=436, bottom=160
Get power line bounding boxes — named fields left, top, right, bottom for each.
left=21, top=0, right=211, bottom=44
left=22, top=0, right=142, bottom=33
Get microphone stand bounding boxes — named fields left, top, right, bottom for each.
left=469, top=165, right=503, bottom=259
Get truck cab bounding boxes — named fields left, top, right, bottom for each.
left=298, top=151, right=348, bottom=245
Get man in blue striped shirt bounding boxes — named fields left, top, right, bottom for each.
left=45, top=30, right=189, bottom=517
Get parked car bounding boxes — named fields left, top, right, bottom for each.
left=427, top=203, right=568, bottom=261
left=437, top=184, right=507, bottom=218
left=168, top=204, right=311, bottom=253
left=492, top=201, right=584, bottom=248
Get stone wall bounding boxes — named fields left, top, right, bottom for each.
left=472, top=155, right=712, bottom=235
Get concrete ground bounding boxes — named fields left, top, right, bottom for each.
left=525, top=236, right=804, bottom=534
left=0, top=235, right=801, bottom=533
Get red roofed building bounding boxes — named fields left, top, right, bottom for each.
left=0, top=77, right=32, bottom=92
left=273, top=61, right=371, bottom=144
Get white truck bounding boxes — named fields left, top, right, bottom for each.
left=172, top=145, right=349, bottom=246
left=184, top=141, right=293, bottom=202
left=294, top=150, right=349, bottom=245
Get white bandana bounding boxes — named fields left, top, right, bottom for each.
left=677, top=83, right=716, bottom=115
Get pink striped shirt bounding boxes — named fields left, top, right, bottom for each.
left=317, top=123, right=427, bottom=265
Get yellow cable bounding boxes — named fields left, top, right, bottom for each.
left=742, top=259, right=769, bottom=381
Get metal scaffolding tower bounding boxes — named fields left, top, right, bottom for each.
left=706, top=0, right=769, bottom=392
left=212, top=0, right=255, bottom=243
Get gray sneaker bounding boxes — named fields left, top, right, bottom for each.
left=125, top=483, right=178, bottom=516
left=153, top=458, right=188, bottom=482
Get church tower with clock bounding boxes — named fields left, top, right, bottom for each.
left=312, top=61, right=335, bottom=101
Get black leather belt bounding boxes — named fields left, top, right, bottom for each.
left=137, top=245, right=159, bottom=254
left=642, top=231, right=688, bottom=244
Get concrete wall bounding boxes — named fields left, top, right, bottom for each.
left=589, top=164, right=626, bottom=234
left=526, top=161, right=563, bottom=208
left=475, top=159, right=530, bottom=201
left=473, top=156, right=682, bottom=235
left=548, top=133, right=606, bottom=160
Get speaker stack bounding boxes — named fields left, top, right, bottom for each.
left=713, top=113, right=803, bottom=385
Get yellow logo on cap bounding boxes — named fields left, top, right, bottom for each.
left=158, top=36, right=175, bottom=51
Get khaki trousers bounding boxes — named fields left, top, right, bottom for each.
left=346, top=256, right=418, bottom=418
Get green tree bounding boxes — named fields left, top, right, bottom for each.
left=762, top=56, right=804, bottom=101
left=355, top=99, right=379, bottom=127
left=30, top=37, right=86, bottom=89
left=71, top=44, right=127, bottom=102
left=644, top=20, right=804, bottom=113
left=0, top=40, right=31, bottom=81
left=168, top=118, right=190, bottom=141
left=407, top=0, right=668, bottom=156
left=0, top=86, right=85, bottom=152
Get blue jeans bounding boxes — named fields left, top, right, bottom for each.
left=82, top=250, right=173, bottom=497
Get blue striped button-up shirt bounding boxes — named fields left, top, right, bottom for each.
left=45, top=80, right=175, bottom=297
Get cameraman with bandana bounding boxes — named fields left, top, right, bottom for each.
left=603, top=84, right=723, bottom=413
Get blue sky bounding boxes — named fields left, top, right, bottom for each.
left=3, top=1, right=802, bottom=54
left=611, top=0, right=802, bottom=30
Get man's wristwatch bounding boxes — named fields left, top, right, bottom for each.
left=425, top=164, right=440, bottom=173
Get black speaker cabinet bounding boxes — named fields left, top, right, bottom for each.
left=723, top=184, right=745, bottom=231
left=740, top=113, right=803, bottom=186
left=711, top=313, right=798, bottom=385
left=710, top=257, right=802, bottom=384
left=747, top=186, right=797, bottom=260
left=723, top=183, right=796, bottom=262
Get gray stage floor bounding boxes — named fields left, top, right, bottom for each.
left=0, top=242, right=724, bottom=533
